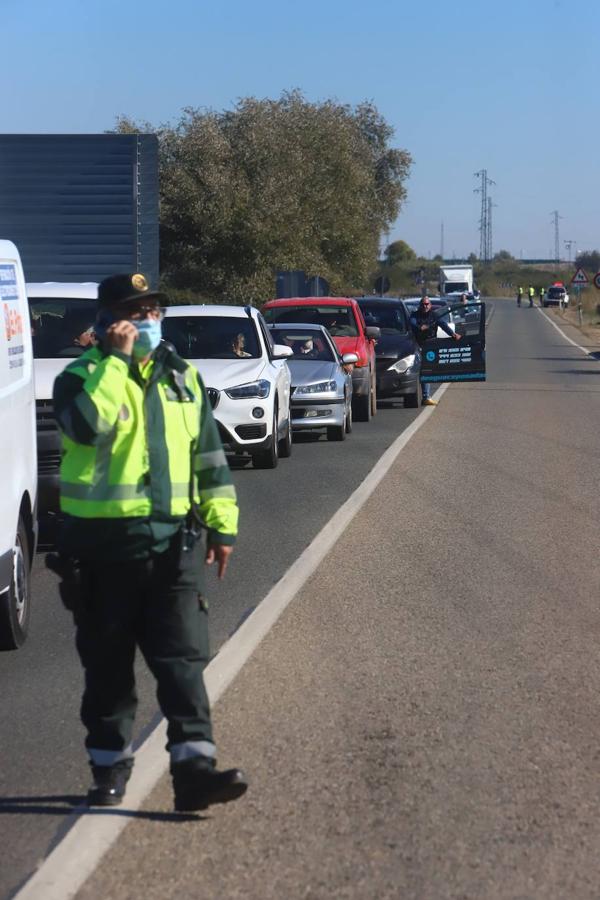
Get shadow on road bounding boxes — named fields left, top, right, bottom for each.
left=0, top=795, right=203, bottom=822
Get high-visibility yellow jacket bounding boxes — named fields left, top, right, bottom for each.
left=53, top=343, right=238, bottom=559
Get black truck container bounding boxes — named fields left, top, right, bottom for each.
left=0, top=133, right=159, bottom=286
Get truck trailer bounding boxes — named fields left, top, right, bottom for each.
left=0, top=134, right=159, bottom=286
left=439, top=265, right=474, bottom=298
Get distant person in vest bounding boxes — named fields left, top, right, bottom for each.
left=409, top=295, right=461, bottom=407
left=51, top=273, right=248, bottom=812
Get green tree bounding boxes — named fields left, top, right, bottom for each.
left=576, top=250, right=600, bottom=272
left=385, top=240, right=416, bottom=266
left=494, top=249, right=514, bottom=261
left=113, top=93, right=411, bottom=303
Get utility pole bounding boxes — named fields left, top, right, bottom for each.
left=563, top=239, right=575, bottom=263
left=550, top=210, right=562, bottom=262
left=474, top=170, right=496, bottom=261
left=487, top=197, right=498, bottom=261
left=440, top=221, right=444, bottom=260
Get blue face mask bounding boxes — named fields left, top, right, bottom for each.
left=133, top=318, right=162, bottom=359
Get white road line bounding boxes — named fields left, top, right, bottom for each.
left=537, top=306, right=596, bottom=357
left=16, top=385, right=449, bottom=900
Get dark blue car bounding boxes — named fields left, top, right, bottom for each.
left=355, top=297, right=421, bottom=408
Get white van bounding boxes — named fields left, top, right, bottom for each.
left=0, top=241, right=37, bottom=649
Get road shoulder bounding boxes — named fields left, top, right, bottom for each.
left=74, top=365, right=600, bottom=900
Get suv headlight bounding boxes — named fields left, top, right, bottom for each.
left=387, top=354, right=416, bottom=374
left=295, top=380, right=337, bottom=395
left=225, top=379, right=271, bottom=399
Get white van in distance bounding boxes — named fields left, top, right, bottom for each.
left=0, top=241, right=37, bottom=649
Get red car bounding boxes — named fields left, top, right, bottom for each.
left=262, top=297, right=379, bottom=421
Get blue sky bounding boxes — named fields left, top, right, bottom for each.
left=4, top=0, right=599, bottom=259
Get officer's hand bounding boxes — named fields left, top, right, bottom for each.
left=206, top=543, right=233, bottom=580
left=453, top=332, right=462, bottom=341
left=106, top=320, right=138, bottom=356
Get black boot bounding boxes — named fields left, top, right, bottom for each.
left=171, top=757, right=248, bottom=812
left=87, top=758, right=134, bottom=807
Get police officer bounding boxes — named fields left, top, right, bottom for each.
left=52, top=273, right=247, bottom=811
left=409, top=296, right=461, bottom=406
left=528, top=285, right=535, bottom=307
left=539, top=286, right=545, bottom=306
left=517, top=286, right=523, bottom=307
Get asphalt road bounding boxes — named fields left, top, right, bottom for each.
left=77, top=300, right=600, bottom=899
left=3, top=299, right=600, bottom=898
left=1, top=335, right=424, bottom=899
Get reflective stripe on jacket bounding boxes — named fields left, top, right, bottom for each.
left=53, top=344, right=238, bottom=542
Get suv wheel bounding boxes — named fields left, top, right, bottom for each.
left=278, top=408, right=293, bottom=458
left=253, top=411, right=279, bottom=469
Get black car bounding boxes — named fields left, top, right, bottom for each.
left=355, top=297, right=421, bottom=407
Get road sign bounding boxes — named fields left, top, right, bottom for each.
left=571, top=267, right=589, bottom=285
left=593, top=272, right=600, bottom=290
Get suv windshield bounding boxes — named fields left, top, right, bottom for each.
left=269, top=327, right=335, bottom=361
left=547, top=287, right=565, bottom=299
left=162, top=316, right=261, bottom=359
left=359, top=303, right=408, bottom=334
left=263, top=305, right=358, bottom=337
left=29, top=298, right=98, bottom=358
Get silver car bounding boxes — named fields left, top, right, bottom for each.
left=267, top=323, right=357, bottom=441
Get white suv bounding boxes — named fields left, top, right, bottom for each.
left=543, top=285, right=569, bottom=308
left=163, top=305, right=293, bottom=469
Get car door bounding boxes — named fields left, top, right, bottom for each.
left=420, top=302, right=486, bottom=383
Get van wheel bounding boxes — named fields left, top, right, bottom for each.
left=0, top=516, right=31, bottom=651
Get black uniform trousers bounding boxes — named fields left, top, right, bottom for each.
left=74, top=539, right=213, bottom=754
